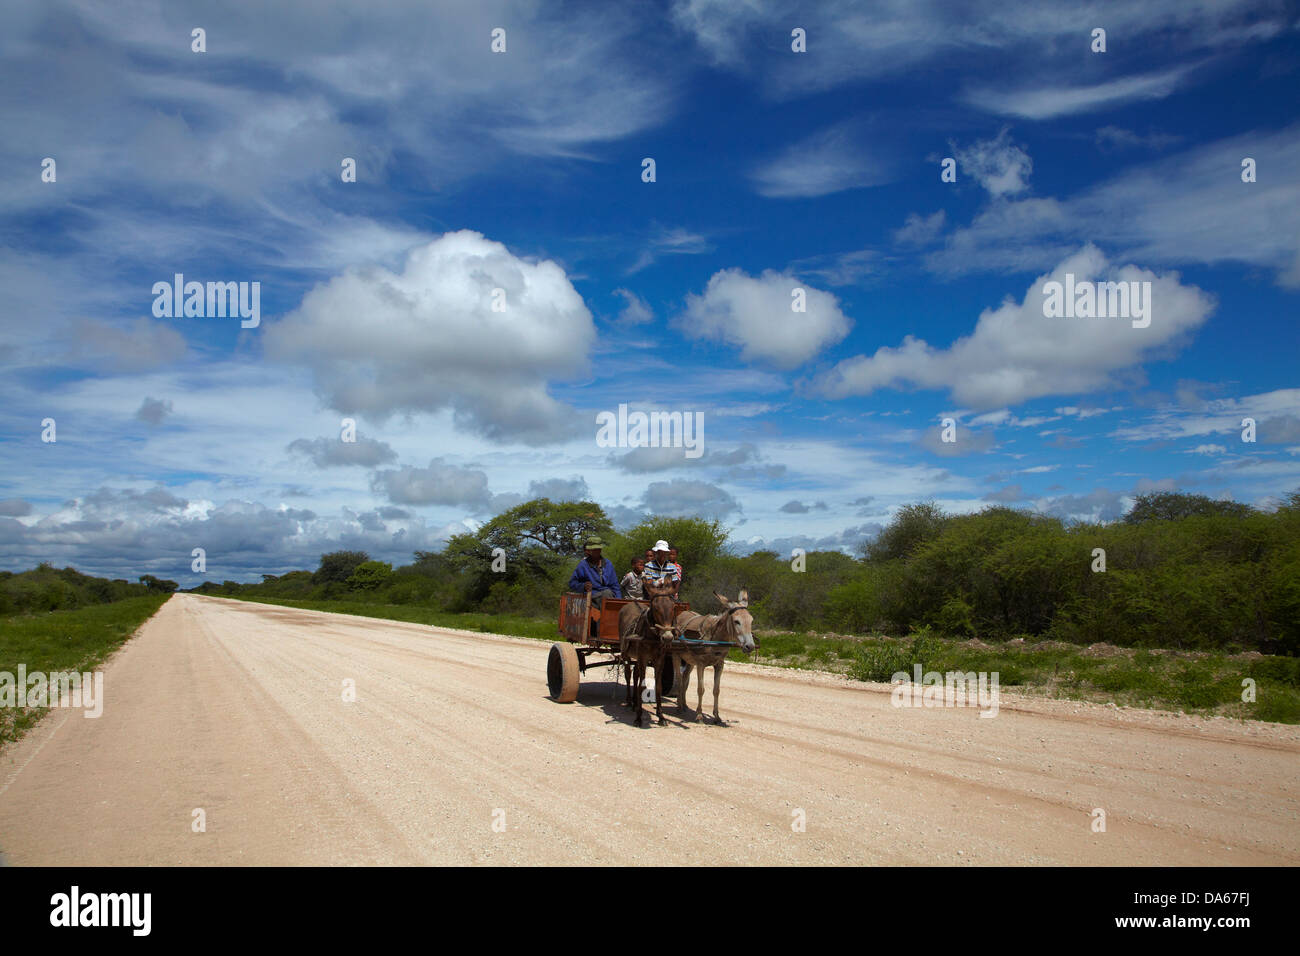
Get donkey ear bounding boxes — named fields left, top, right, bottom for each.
left=737, top=589, right=748, bottom=607
left=713, top=590, right=730, bottom=606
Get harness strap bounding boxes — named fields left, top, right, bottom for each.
left=675, top=605, right=743, bottom=648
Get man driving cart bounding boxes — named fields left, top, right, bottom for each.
left=567, top=536, right=622, bottom=609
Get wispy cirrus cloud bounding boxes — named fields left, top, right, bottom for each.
left=750, top=122, right=892, bottom=198
left=894, top=211, right=947, bottom=246
left=926, top=124, right=1300, bottom=285
left=963, top=65, right=1197, bottom=120
left=670, top=0, right=1284, bottom=99
left=1108, top=389, right=1300, bottom=443
left=626, top=226, right=712, bottom=275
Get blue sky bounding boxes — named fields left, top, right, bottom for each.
left=1, top=0, right=1298, bottom=583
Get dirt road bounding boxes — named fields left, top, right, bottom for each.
left=0, top=594, right=1295, bottom=865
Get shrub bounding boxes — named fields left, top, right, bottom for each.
left=313, top=550, right=370, bottom=585
left=346, top=561, right=393, bottom=591
left=825, top=569, right=885, bottom=634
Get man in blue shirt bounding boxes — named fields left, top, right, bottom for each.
left=568, top=536, right=621, bottom=608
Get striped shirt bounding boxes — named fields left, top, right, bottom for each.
left=643, top=560, right=682, bottom=589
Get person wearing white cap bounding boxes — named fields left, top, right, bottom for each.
left=644, top=540, right=681, bottom=597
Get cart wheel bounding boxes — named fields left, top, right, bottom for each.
left=548, top=642, right=581, bottom=702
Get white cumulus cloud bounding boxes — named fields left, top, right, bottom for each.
left=815, top=245, right=1215, bottom=409
left=952, top=128, right=1032, bottom=196
left=265, top=230, right=594, bottom=444
left=680, top=268, right=851, bottom=369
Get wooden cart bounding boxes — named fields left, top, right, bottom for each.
left=547, top=591, right=689, bottom=703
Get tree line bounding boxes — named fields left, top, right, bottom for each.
left=0, top=563, right=168, bottom=615
left=197, top=490, right=1300, bottom=655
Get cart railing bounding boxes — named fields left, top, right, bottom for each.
left=558, top=592, right=591, bottom=643
left=557, top=592, right=690, bottom=646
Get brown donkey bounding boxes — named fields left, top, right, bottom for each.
left=672, top=590, right=755, bottom=724
left=617, top=581, right=677, bottom=727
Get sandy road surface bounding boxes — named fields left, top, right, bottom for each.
left=0, top=593, right=1296, bottom=865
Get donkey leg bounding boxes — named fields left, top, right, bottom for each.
left=634, top=660, right=647, bottom=726
left=676, top=654, right=690, bottom=713
left=712, top=661, right=724, bottom=724
left=694, top=663, right=706, bottom=721
left=654, top=655, right=666, bottom=725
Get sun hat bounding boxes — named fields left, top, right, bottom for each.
left=653, top=539, right=670, bottom=551
left=584, top=536, right=607, bottom=549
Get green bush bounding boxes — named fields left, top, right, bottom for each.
left=844, top=499, right=1299, bottom=654
left=313, top=550, right=370, bottom=585
left=346, top=560, right=393, bottom=591
left=825, top=568, right=885, bottom=634
left=848, top=641, right=912, bottom=682
left=848, top=630, right=940, bottom=682
left=608, top=516, right=729, bottom=579
left=0, top=565, right=151, bottom=615
left=1248, top=655, right=1300, bottom=688
left=936, top=596, right=976, bottom=638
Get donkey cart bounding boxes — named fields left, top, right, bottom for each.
left=547, top=591, right=689, bottom=704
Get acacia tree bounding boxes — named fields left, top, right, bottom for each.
left=486, top=499, right=614, bottom=556
left=437, top=498, right=616, bottom=606
left=447, top=499, right=614, bottom=572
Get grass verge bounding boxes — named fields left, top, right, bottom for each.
left=754, top=628, right=1300, bottom=723
left=1, top=594, right=172, bottom=747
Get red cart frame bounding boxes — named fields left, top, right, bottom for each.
left=548, top=591, right=690, bottom=703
